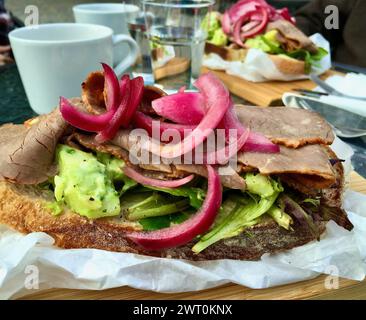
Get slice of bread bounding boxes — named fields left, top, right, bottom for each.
left=205, top=42, right=306, bottom=75
left=269, top=54, right=306, bottom=75
left=0, top=180, right=326, bottom=261
left=205, top=42, right=248, bottom=61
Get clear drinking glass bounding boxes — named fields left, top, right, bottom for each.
left=142, top=0, right=215, bottom=92
left=128, top=13, right=155, bottom=85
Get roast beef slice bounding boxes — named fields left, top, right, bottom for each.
left=237, top=144, right=335, bottom=184
left=266, top=19, right=318, bottom=54
left=0, top=108, right=69, bottom=184
left=73, top=128, right=335, bottom=190
left=81, top=71, right=106, bottom=115
left=235, top=105, right=334, bottom=148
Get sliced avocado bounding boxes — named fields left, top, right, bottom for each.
left=246, top=37, right=271, bottom=52
left=201, top=11, right=221, bottom=40
left=45, top=201, right=64, bottom=216
left=54, top=145, right=121, bottom=219
left=96, top=152, right=137, bottom=194
left=208, top=28, right=228, bottom=46
left=264, top=30, right=279, bottom=44
left=245, top=30, right=281, bottom=53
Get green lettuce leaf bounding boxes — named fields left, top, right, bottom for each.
left=139, top=211, right=192, bottom=231
left=192, top=192, right=280, bottom=253
left=285, top=47, right=328, bottom=73
left=302, top=198, right=321, bottom=207
left=120, top=191, right=190, bottom=221
left=244, top=172, right=283, bottom=198
left=143, top=185, right=205, bottom=209
left=267, top=205, right=293, bottom=231
left=245, top=31, right=328, bottom=74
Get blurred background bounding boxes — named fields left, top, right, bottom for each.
left=5, top=0, right=309, bottom=23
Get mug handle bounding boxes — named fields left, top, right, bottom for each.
left=112, top=34, right=139, bottom=77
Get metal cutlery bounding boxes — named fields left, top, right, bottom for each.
left=348, top=142, right=366, bottom=180
left=293, top=88, right=328, bottom=98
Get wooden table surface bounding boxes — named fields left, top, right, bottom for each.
left=21, top=172, right=366, bottom=300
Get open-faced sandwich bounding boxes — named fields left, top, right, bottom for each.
left=203, top=0, right=328, bottom=75
left=0, top=64, right=352, bottom=260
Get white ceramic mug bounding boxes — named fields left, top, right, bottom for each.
left=9, top=23, right=137, bottom=114
left=73, top=3, right=140, bottom=67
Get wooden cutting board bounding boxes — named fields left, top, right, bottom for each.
left=201, top=67, right=342, bottom=106
left=154, top=57, right=190, bottom=81
left=20, top=172, right=366, bottom=300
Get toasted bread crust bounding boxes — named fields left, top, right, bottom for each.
left=269, top=54, right=306, bottom=75
left=0, top=181, right=326, bottom=260
left=205, top=43, right=306, bottom=75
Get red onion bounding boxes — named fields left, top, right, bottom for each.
left=220, top=106, right=279, bottom=153
left=243, top=131, right=280, bottom=153
left=233, top=6, right=268, bottom=47
left=228, top=0, right=259, bottom=23
left=59, top=97, right=114, bottom=132
left=221, top=11, right=232, bottom=35
left=243, top=6, right=268, bottom=37
left=96, top=75, right=131, bottom=143
left=60, top=63, right=122, bottom=132
left=233, top=13, right=250, bottom=47
left=222, top=0, right=294, bottom=47
left=276, top=7, right=295, bottom=24
left=148, top=73, right=279, bottom=156
left=145, top=73, right=231, bottom=159
left=163, top=73, right=231, bottom=158
left=133, top=111, right=195, bottom=139
left=101, top=63, right=120, bottom=112
left=123, top=166, right=194, bottom=188
left=241, top=20, right=260, bottom=33
left=152, top=92, right=205, bottom=125
left=178, top=86, right=186, bottom=93
left=219, top=105, right=244, bottom=142
left=127, top=165, right=222, bottom=250
left=120, top=76, right=144, bottom=127
left=202, top=127, right=250, bottom=164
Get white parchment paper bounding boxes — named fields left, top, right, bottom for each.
left=203, top=34, right=331, bottom=82
left=0, top=138, right=365, bottom=300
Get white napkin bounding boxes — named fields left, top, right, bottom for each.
left=316, top=73, right=366, bottom=117
left=203, top=33, right=331, bottom=82
left=321, top=73, right=366, bottom=97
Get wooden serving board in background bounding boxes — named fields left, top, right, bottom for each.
left=20, top=172, right=366, bottom=300
left=201, top=67, right=342, bottom=106
left=154, top=57, right=190, bottom=81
